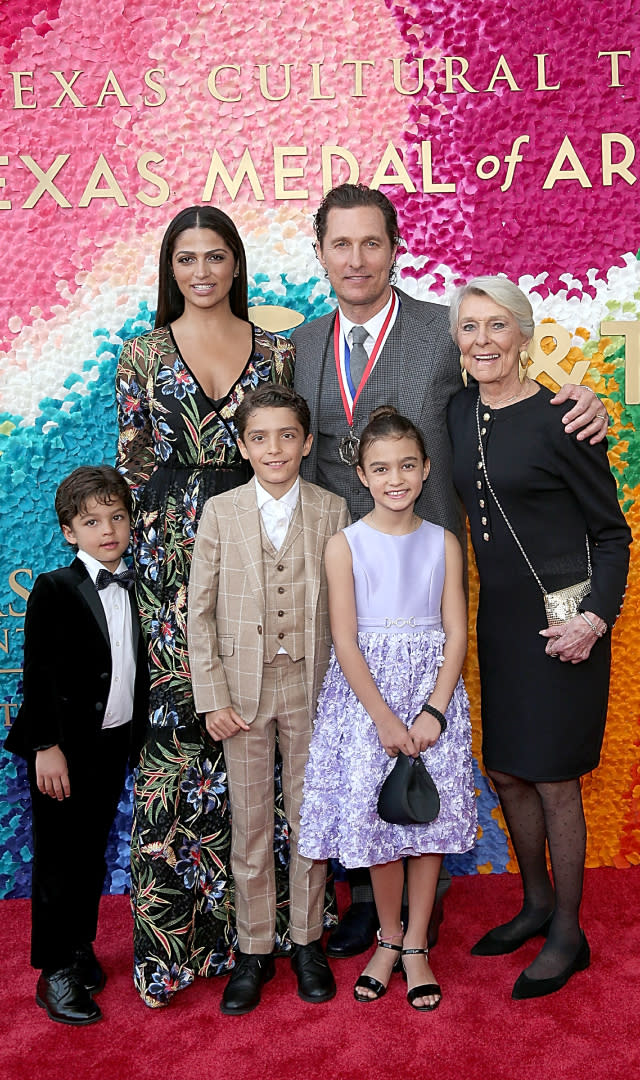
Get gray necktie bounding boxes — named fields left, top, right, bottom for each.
left=349, top=325, right=369, bottom=389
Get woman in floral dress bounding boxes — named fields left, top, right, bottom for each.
left=116, top=206, right=295, bottom=1007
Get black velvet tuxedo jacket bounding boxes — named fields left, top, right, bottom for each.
left=5, top=557, right=148, bottom=767
left=292, top=288, right=465, bottom=537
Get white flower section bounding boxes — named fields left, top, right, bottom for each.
left=0, top=246, right=159, bottom=427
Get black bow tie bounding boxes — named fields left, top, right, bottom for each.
left=95, top=568, right=136, bottom=591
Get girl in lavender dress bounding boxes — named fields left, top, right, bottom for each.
left=299, top=407, right=476, bottom=1012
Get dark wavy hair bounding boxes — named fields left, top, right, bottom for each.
left=154, top=205, right=249, bottom=327
left=313, top=183, right=401, bottom=282
left=357, top=406, right=427, bottom=468
left=235, top=383, right=311, bottom=441
left=55, top=465, right=132, bottom=532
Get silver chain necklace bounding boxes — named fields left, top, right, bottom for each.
left=474, top=394, right=591, bottom=595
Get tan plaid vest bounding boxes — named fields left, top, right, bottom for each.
left=260, top=505, right=306, bottom=663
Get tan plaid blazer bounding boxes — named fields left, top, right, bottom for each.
left=188, top=478, right=350, bottom=725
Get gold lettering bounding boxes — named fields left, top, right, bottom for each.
left=0, top=156, right=11, bottom=210
left=391, top=58, right=426, bottom=96
left=310, top=62, right=335, bottom=100
left=443, top=57, right=478, bottom=94
left=321, top=145, right=359, bottom=192
left=136, top=152, right=170, bottom=206
left=528, top=324, right=589, bottom=386
left=501, top=135, right=530, bottom=191
left=51, top=70, right=85, bottom=108
left=143, top=68, right=166, bottom=107
left=0, top=629, right=8, bottom=655
left=542, top=136, right=592, bottom=189
left=95, top=70, right=132, bottom=108
left=486, top=55, right=521, bottom=92
left=370, top=141, right=415, bottom=192
left=598, top=50, right=631, bottom=88
left=602, top=133, right=636, bottom=187
left=11, top=71, right=36, bottom=109
left=535, top=53, right=560, bottom=91
left=600, top=320, right=640, bottom=403
left=207, top=65, right=241, bottom=103
left=21, top=155, right=71, bottom=209
left=342, top=59, right=374, bottom=97
left=202, top=148, right=264, bottom=201
left=78, top=154, right=128, bottom=206
left=8, top=568, right=32, bottom=616
left=422, top=141, right=456, bottom=193
left=1, top=702, right=19, bottom=727
left=274, top=146, right=308, bottom=200
left=258, top=63, right=292, bottom=102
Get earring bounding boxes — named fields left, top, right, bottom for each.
left=519, top=348, right=529, bottom=383
left=233, top=270, right=239, bottom=278
left=459, top=354, right=468, bottom=388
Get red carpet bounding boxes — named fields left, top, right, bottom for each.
left=3, top=868, right=640, bottom=1080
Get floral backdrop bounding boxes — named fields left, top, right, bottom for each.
left=1, top=0, right=639, bottom=897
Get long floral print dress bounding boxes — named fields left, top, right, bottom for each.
left=116, top=324, right=296, bottom=1007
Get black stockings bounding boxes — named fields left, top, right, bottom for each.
left=488, top=769, right=586, bottom=978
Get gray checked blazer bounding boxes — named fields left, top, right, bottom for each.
left=188, top=477, right=350, bottom=725
left=292, top=287, right=464, bottom=538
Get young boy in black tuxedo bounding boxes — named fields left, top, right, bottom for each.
left=5, top=466, right=148, bottom=1026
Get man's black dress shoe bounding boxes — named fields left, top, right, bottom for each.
left=471, top=911, right=553, bottom=957
left=72, top=943, right=106, bottom=993
left=220, top=952, right=275, bottom=1015
left=291, top=939, right=336, bottom=1003
left=36, top=968, right=102, bottom=1025
left=512, top=932, right=590, bottom=1000
left=325, top=902, right=378, bottom=958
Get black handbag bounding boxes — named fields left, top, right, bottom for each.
left=377, top=753, right=440, bottom=826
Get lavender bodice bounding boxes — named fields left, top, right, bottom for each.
left=343, top=519, right=445, bottom=634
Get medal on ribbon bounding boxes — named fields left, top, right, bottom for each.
left=335, top=291, right=398, bottom=467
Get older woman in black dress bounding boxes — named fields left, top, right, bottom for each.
left=447, top=276, right=631, bottom=999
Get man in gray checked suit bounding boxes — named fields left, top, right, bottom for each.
left=292, top=182, right=605, bottom=959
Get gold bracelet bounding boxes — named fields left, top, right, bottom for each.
left=579, top=611, right=606, bottom=637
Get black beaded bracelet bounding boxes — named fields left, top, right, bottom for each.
left=419, top=703, right=447, bottom=733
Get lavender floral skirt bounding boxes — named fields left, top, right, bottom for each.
left=299, top=630, right=477, bottom=868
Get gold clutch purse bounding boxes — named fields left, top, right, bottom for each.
left=542, top=577, right=592, bottom=627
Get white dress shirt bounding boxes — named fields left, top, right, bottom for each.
left=76, top=549, right=135, bottom=730
left=255, top=476, right=300, bottom=552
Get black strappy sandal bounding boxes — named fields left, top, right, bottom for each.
left=353, top=931, right=403, bottom=1003
left=401, top=946, right=442, bottom=1012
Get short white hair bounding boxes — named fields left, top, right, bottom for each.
left=449, top=276, right=535, bottom=342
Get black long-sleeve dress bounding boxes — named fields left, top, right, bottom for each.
left=448, top=385, right=631, bottom=782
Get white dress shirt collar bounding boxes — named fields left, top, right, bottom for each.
left=254, top=476, right=300, bottom=514
left=76, top=548, right=128, bottom=582
left=255, top=476, right=300, bottom=553
left=338, top=289, right=395, bottom=352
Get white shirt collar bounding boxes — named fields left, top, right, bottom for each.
left=338, top=288, right=395, bottom=344
left=76, top=548, right=127, bottom=583
left=254, top=476, right=300, bottom=512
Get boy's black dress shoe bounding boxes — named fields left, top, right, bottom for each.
left=72, top=943, right=106, bottom=993
left=512, top=932, right=590, bottom=1000
left=291, top=939, right=336, bottom=1003
left=220, top=952, right=275, bottom=1015
left=325, top=902, right=378, bottom=958
left=36, top=968, right=102, bottom=1025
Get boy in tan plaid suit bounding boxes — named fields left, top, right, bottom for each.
left=188, top=384, right=349, bottom=1015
